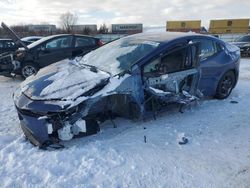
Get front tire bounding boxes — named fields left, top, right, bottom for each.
left=215, top=71, right=235, bottom=99
left=21, top=62, right=38, bottom=78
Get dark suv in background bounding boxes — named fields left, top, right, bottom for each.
left=231, top=35, right=250, bottom=57
left=0, top=22, right=103, bottom=78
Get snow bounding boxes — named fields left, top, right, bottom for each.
left=39, top=63, right=109, bottom=100
left=21, top=60, right=110, bottom=101
left=1, top=59, right=250, bottom=187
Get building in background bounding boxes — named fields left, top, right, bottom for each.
left=209, top=19, right=250, bottom=34
left=27, top=25, right=56, bottom=33
left=166, top=20, right=202, bottom=33
left=71, top=25, right=97, bottom=34
left=111, top=24, right=143, bottom=34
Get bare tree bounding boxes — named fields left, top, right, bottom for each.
left=98, top=23, right=109, bottom=34
left=59, top=11, right=78, bottom=33
left=82, top=27, right=91, bottom=35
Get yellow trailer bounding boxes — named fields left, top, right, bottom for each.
left=166, top=20, right=201, bottom=32
left=209, top=19, right=249, bottom=34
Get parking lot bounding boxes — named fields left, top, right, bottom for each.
left=0, top=58, right=249, bottom=187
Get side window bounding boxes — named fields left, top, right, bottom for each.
left=75, top=37, right=96, bottom=47
left=45, top=37, right=72, bottom=49
left=199, top=40, right=217, bottom=60
left=143, top=47, right=189, bottom=77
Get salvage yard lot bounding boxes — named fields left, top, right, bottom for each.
left=0, top=58, right=250, bottom=188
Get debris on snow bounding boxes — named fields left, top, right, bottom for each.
left=177, top=133, right=189, bottom=145
left=230, top=100, right=239, bottom=104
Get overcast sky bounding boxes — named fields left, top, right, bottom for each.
left=1, top=0, right=250, bottom=28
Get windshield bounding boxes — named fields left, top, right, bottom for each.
left=235, top=36, right=250, bottom=42
left=79, top=36, right=160, bottom=75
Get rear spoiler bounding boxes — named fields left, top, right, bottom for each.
left=1, top=22, right=29, bottom=51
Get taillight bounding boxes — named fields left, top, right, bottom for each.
left=97, top=40, right=104, bottom=46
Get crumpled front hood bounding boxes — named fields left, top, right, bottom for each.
left=21, top=59, right=110, bottom=101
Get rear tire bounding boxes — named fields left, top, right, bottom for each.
left=21, top=62, right=38, bottom=78
left=215, top=71, right=235, bottom=99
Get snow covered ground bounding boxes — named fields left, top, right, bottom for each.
left=0, top=59, right=250, bottom=188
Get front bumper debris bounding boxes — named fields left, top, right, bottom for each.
left=17, top=109, right=50, bottom=147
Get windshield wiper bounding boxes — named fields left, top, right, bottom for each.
left=80, top=63, right=111, bottom=75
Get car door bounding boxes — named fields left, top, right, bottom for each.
left=37, top=36, right=73, bottom=67
left=72, top=36, right=98, bottom=57
left=192, top=39, right=225, bottom=95
left=142, top=43, right=200, bottom=110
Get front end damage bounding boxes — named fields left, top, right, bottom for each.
left=16, top=103, right=100, bottom=148
left=14, top=73, right=143, bottom=148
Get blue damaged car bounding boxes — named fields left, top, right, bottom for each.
left=13, top=32, right=240, bottom=148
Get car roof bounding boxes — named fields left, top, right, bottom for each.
left=27, top=34, right=98, bottom=49
left=128, top=31, right=202, bottom=43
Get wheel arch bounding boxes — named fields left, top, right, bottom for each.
left=86, top=93, right=143, bottom=121
left=215, top=69, right=236, bottom=99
